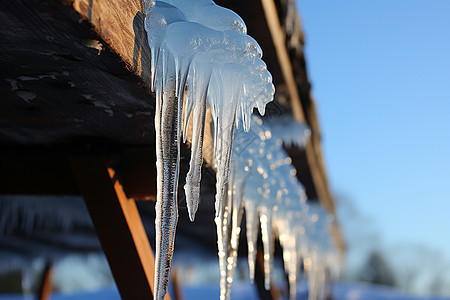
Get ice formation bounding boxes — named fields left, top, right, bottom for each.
left=221, top=115, right=341, bottom=300
left=264, top=115, right=311, bottom=148
left=300, top=203, right=341, bottom=300
left=218, top=115, right=307, bottom=299
left=143, top=1, right=274, bottom=298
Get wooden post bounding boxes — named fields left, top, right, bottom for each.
left=70, top=156, right=170, bottom=300
left=37, top=262, right=53, bottom=300
left=171, top=268, right=184, bottom=300
left=254, top=248, right=281, bottom=300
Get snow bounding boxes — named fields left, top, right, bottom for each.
left=1, top=282, right=448, bottom=300
left=144, top=1, right=274, bottom=299
left=0, top=196, right=98, bottom=275
left=0, top=287, right=121, bottom=300
left=333, top=282, right=450, bottom=300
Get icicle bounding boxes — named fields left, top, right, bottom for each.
left=214, top=157, right=248, bottom=300
left=144, top=1, right=274, bottom=298
left=223, top=115, right=318, bottom=299
left=230, top=165, right=245, bottom=251
left=210, top=66, right=240, bottom=218
left=153, top=49, right=181, bottom=300
left=265, top=115, right=311, bottom=149
left=244, top=197, right=258, bottom=283
left=221, top=116, right=308, bottom=295
left=274, top=209, right=298, bottom=300
left=259, top=209, right=273, bottom=290
left=183, top=58, right=211, bottom=221
left=295, top=203, right=342, bottom=300
left=21, top=265, right=33, bottom=297
left=220, top=113, right=342, bottom=300
left=230, top=116, right=341, bottom=300
left=306, top=252, right=318, bottom=300
left=215, top=180, right=234, bottom=300
left=143, top=0, right=156, bottom=15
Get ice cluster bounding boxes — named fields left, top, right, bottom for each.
left=143, top=1, right=274, bottom=298
left=219, top=115, right=341, bottom=300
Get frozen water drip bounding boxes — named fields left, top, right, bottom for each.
left=144, top=1, right=274, bottom=299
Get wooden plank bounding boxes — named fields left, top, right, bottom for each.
left=70, top=156, right=170, bottom=300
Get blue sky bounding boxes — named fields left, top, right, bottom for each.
left=297, top=1, right=450, bottom=257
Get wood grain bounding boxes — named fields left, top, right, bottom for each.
left=72, top=0, right=151, bottom=82
left=0, top=0, right=155, bottom=147
left=71, top=156, right=171, bottom=300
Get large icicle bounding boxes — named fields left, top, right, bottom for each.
left=153, top=48, right=181, bottom=299
left=144, top=1, right=274, bottom=298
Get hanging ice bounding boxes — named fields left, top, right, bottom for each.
left=218, top=115, right=341, bottom=300
left=278, top=202, right=339, bottom=300
left=265, top=115, right=311, bottom=149
left=143, top=1, right=274, bottom=298
left=217, top=115, right=310, bottom=299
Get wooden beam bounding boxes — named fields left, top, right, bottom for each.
left=254, top=248, right=281, bottom=300
left=70, top=156, right=170, bottom=300
left=0, top=149, right=158, bottom=200
left=37, top=262, right=53, bottom=300
left=260, top=0, right=344, bottom=252
left=305, top=142, right=334, bottom=212
left=119, top=147, right=157, bottom=200
left=170, top=269, right=184, bottom=300
left=260, top=0, right=305, bottom=123
left=260, top=0, right=334, bottom=211
left=0, top=152, right=80, bottom=196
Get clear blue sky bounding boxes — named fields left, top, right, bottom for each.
left=297, top=1, right=450, bottom=257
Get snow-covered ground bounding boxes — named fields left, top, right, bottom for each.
left=333, top=282, right=449, bottom=300
left=1, top=282, right=448, bottom=300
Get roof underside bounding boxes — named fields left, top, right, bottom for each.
left=0, top=0, right=343, bottom=257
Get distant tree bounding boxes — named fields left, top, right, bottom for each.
left=387, top=244, right=450, bottom=296
left=334, top=194, right=381, bottom=281
left=429, top=273, right=446, bottom=296
left=357, top=250, right=396, bottom=287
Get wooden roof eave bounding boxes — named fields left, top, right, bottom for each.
left=69, top=0, right=344, bottom=251
left=260, top=0, right=344, bottom=252
left=260, top=0, right=334, bottom=210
